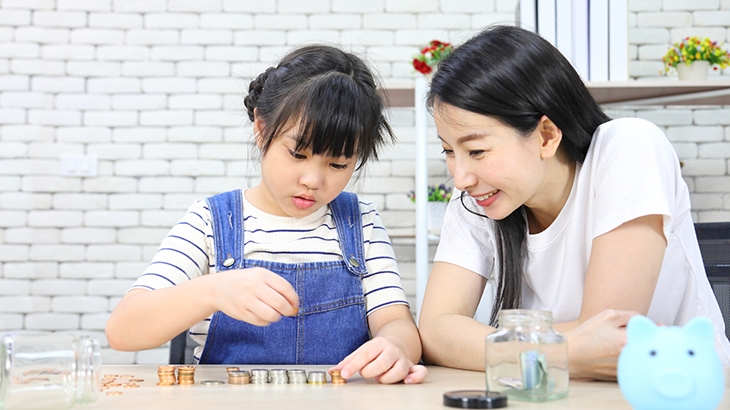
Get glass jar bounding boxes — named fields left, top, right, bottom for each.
left=0, top=333, right=101, bottom=410
left=485, top=309, right=568, bottom=402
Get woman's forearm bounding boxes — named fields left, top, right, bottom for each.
left=420, top=312, right=495, bottom=371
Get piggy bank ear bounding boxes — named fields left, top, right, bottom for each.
left=683, top=316, right=716, bottom=345
left=626, top=315, right=658, bottom=341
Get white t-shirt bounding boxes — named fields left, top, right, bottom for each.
left=130, top=190, right=408, bottom=361
left=434, top=118, right=730, bottom=365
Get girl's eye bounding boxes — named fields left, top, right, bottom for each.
left=330, top=163, right=348, bottom=170
left=289, top=150, right=306, bottom=159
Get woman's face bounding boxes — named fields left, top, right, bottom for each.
left=434, top=103, right=550, bottom=221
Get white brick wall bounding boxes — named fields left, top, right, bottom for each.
left=0, top=0, right=728, bottom=365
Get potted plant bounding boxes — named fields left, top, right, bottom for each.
left=408, top=184, right=453, bottom=235
left=662, top=36, right=730, bottom=80
left=412, top=40, right=453, bottom=76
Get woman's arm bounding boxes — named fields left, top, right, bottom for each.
left=580, top=214, right=666, bottom=320
left=418, top=261, right=494, bottom=370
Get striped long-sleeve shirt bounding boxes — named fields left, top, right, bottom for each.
left=129, top=190, right=408, bottom=361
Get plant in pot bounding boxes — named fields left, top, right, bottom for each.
left=412, top=40, right=453, bottom=76
left=662, top=36, right=730, bottom=81
left=408, top=184, right=453, bottom=235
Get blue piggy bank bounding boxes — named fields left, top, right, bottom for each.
left=617, top=315, right=725, bottom=410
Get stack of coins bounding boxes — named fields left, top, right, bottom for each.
left=177, top=365, right=196, bottom=385
left=269, top=369, right=288, bottom=384
left=250, top=369, right=269, bottom=384
left=307, top=371, right=327, bottom=385
left=157, top=366, right=176, bottom=386
left=329, top=370, right=346, bottom=384
left=226, top=366, right=240, bottom=373
left=287, top=369, right=307, bottom=384
left=227, top=370, right=250, bottom=385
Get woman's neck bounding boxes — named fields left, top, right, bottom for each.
left=525, top=153, right=576, bottom=234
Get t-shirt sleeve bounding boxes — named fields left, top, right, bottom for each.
left=433, top=191, right=496, bottom=279
left=129, top=199, right=213, bottom=292
left=360, top=201, right=409, bottom=315
left=591, top=118, right=680, bottom=238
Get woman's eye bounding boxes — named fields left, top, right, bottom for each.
left=469, top=150, right=486, bottom=158
left=441, top=148, right=454, bottom=155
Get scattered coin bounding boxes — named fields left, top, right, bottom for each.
left=105, top=391, right=122, bottom=396
left=200, top=380, right=225, bottom=385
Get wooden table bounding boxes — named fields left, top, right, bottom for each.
left=88, top=365, right=730, bottom=409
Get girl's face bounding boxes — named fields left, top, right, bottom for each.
left=434, top=103, right=556, bottom=221
left=250, top=122, right=356, bottom=218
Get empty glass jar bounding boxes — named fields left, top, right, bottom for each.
left=0, top=333, right=101, bottom=409
left=485, top=309, right=569, bottom=402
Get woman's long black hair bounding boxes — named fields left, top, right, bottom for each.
left=428, top=25, right=611, bottom=325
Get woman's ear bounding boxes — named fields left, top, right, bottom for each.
left=537, top=115, right=563, bottom=159
left=253, top=108, right=265, bottom=149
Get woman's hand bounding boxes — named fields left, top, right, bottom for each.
left=329, top=337, right=428, bottom=384
left=205, top=267, right=299, bottom=326
left=565, top=309, right=639, bottom=380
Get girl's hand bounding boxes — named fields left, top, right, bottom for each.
left=329, top=337, right=428, bottom=384
left=566, top=309, right=639, bottom=380
left=205, top=267, right=299, bottom=326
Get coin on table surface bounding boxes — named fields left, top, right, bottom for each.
left=129, top=379, right=144, bottom=383
left=200, top=380, right=225, bottom=385
left=120, top=375, right=135, bottom=378
left=105, top=391, right=122, bottom=396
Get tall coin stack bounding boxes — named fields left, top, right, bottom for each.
left=157, top=366, right=176, bottom=386
left=329, top=370, right=346, bottom=384
left=250, top=369, right=269, bottom=384
left=177, top=366, right=196, bottom=385
left=228, top=370, right=250, bottom=385
left=269, top=369, right=288, bottom=384
left=307, top=371, right=327, bottom=385
left=287, top=369, right=307, bottom=384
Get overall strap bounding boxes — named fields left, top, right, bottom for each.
left=206, top=189, right=245, bottom=271
left=329, top=192, right=367, bottom=276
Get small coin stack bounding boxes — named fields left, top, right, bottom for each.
left=157, top=365, right=176, bottom=386
left=250, top=369, right=270, bottom=384
left=287, top=369, right=307, bottom=384
left=177, top=366, right=196, bottom=385
left=270, top=369, right=288, bottom=384
left=329, top=370, right=346, bottom=384
left=307, top=371, right=327, bottom=385
left=227, top=370, right=250, bottom=385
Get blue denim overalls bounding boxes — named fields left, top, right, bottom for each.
left=198, top=189, right=370, bottom=364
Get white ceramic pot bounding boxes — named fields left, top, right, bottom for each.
left=676, top=60, right=710, bottom=81
left=427, top=201, right=448, bottom=236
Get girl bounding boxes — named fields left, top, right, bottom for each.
left=106, top=45, right=427, bottom=385
left=418, top=25, right=730, bottom=380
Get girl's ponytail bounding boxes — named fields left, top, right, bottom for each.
left=244, top=67, right=277, bottom=121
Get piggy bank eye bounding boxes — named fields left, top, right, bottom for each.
left=649, top=350, right=656, bottom=356
left=688, top=350, right=694, bottom=356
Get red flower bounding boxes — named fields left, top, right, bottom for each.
left=413, top=59, right=432, bottom=74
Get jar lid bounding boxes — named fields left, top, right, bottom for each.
left=443, top=390, right=508, bottom=408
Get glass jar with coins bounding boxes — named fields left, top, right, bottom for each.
left=485, top=309, right=568, bottom=402
left=0, top=332, right=101, bottom=409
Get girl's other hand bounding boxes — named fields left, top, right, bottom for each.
left=329, top=337, right=428, bottom=384
left=566, top=309, right=639, bottom=380
left=205, top=267, right=299, bottom=326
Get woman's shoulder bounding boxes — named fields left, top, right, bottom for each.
left=596, top=117, right=666, bottom=143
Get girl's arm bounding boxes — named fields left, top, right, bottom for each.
left=331, top=304, right=427, bottom=384
left=106, top=268, right=299, bottom=352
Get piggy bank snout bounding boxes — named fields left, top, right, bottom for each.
left=653, top=368, right=694, bottom=399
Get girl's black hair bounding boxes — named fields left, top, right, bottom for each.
left=428, top=25, right=611, bottom=326
left=244, top=45, right=394, bottom=170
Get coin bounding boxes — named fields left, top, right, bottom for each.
left=105, top=391, right=122, bottom=396
left=200, top=380, right=225, bottom=385
left=129, top=379, right=144, bottom=383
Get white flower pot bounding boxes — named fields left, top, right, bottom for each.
left=676, top=60, right=710, bottom=81
left=427, top=201, right=448, bottom=236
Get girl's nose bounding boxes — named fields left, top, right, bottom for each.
left=299, top=167, right=324, bottom=189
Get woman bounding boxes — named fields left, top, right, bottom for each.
left=418, top=25, right=730, bottom=380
